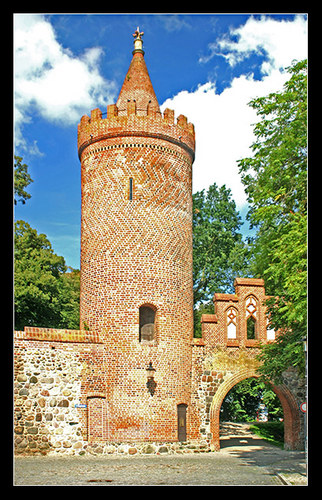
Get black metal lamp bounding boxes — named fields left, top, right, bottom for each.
left=146, top=362, right=156, bottom=396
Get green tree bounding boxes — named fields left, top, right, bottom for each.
left=220, top=378, right=283, bottom=422
left=220, top=378, right=262, bottom=422
left=238, top=60, right=307, bottom=382
left=59, top=268, right=81, bottom=329
left=193, top=301, right=214, bottom=338
left=14, top=156, right=33, bottom=205
left=261, top=385, right=283, bottom=422
left=192, top=183, right=251, bottom=336
left=14, top=220, right=80, bottom=330
left=193, top=183, right=251, bottom=302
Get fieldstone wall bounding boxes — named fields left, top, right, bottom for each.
left=14, top=333, right=212, bottom=456
left=191, top=346, right=261, bottom=448
left=14, top=344, right=86, bottom=455
left=282, top=367, right=306, bottom=405
left=14, top=337, right=211, bottom=456
left=79, top=441, right=210, bottom=456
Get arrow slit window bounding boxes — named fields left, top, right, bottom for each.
left=129, top=177, right=133, bottom=200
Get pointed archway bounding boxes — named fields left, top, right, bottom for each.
left=209, top=368, right=302, bottom=451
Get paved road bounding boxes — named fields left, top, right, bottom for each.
left=14, top=437, right=306, bottom=486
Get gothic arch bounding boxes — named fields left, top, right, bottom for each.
left=225, top=305, right=238, bottom=340
left=209, top=368, right=301, bottom=451
left=245, top=295, right=259, bottom=340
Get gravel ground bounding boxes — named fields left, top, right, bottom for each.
left=14, top=445, right=307, bottom=486
left=14, top=453, right=281, bottom=486
left=14, top=423, right=307, bottom=486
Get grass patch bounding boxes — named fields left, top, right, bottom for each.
left=249, top=421, right=284, bottom=449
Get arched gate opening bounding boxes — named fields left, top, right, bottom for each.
left=209, top=369, right=302, bottom=451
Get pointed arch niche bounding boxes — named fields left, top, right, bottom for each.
left=245, top=295, right=258, bottom=340
left=226, top=306, right=238, bottom=341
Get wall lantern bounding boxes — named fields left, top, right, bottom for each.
left=146, top=362, right=157, bottom=396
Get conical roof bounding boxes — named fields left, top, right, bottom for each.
left=116, top=28, right=160, bottom=116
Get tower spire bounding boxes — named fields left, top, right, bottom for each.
left=116, top=28, right=160, bottom=116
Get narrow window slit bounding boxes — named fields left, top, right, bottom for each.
left=129, top=177, right=133, bottom=200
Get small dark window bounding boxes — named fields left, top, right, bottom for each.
left=247, top=316, right=256, bottom=339
left=129, top=177, right=133, bottom=200
left=139, top=306, right=155, bottom=342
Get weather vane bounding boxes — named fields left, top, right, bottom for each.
left=133, top=27, right=144, bottom=40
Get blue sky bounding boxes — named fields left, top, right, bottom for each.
left=14, top=13, right=307, bottom=269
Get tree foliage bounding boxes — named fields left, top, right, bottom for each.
left=192, top=183, right=252, bottom=337
left=238, top=60, right=307, bottom=381
left=14, top=155, right=33, bottom=205
left=14, top=220, right=80, bottom=330
left=220, top=378, right=283, bottom=422
left=193, top=183, right=251, bottom=304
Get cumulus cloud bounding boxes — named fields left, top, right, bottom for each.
left=163, top=15, right=307, bottom=209
left=200, top=14, right=307, bottom=75
left=14, top=14, right=117, bottom=152
left=161, top=71, right=287, bottom=207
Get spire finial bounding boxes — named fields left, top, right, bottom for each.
left=133, top=26, right=144, bottom=40
left=132, top=26, right=145, bottom=55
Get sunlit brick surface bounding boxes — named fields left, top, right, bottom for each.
left=77, top=43, right=195, bottom=441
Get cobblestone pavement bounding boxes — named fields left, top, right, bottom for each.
left=14, top=437, right=307, bottom=486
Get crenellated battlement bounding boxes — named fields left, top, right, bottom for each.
left=77, top=104, right=195, bottom=161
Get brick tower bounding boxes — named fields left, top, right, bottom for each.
left=77, top=28, right=196, bottom=441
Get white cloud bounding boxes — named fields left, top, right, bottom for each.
left=14, top=14, right=117, bottom=152
left=159, top=14, right=191, bottom=32
left=161, top=70, right=287, bottom=208
left=201, top=15, right=307, bottom=75
left=163, top=16, right=307, bottom=210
